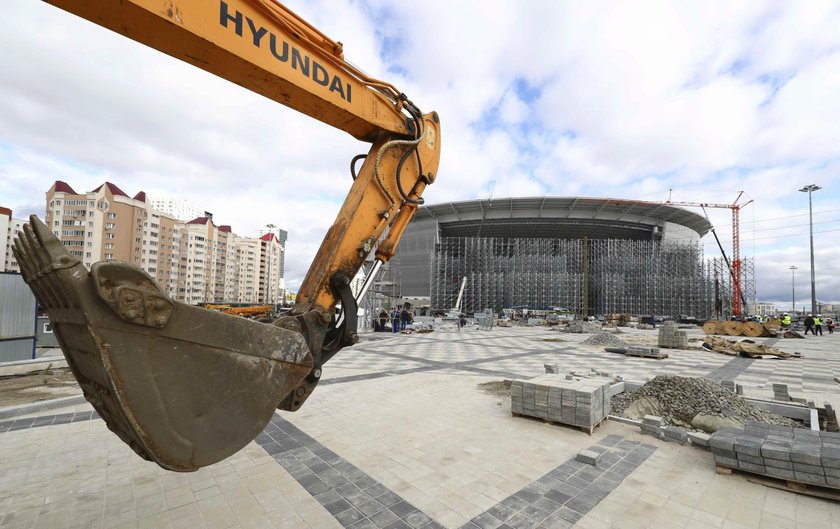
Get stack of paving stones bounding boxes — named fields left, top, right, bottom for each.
left=625, top=346, right=668, bottom=359
left=511, top=374, right=612, bottom=432
left=709, top=421, right=840, bottom=489
left=657, top=321, right=688, bottom=349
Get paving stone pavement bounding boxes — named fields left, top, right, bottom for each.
left=2, top=326, right=840, bottom=528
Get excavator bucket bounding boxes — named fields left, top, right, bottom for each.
left=12, top=216, right=313, bottom=471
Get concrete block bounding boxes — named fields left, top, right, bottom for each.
left=687, top=432, right=711, bottom=448
left=794, top=471, right=826, bottom=485
left=713, top=455, right=739, bottom=468
left=793, top=429, right=821, bottom=442
left=576, top=449, right=602, bottom=466
left=790, top=444, right=822, bottom=465
left=826, top=476, right=840, bottom=489
left=711, top=447, right=737, bottom=459
left=733, top=437, right=763, bottom=457
left=820, top=447, right=840, bottom=467
left=737, top=454, right=765, bottom=466
left=792, top=462, right=825, bottom=475
left=642, top=415, right=663, bottom=426
left=764, top=458, right=794, bottom=470
left=738, top=462, right=767, bottom=474
left=709, top=433, right=738, bottom=453
left=760, top=442, right=791, bottom=461
left=765, top=467, right=796, bottom=480
left=663, top=426, right=688, bottom=443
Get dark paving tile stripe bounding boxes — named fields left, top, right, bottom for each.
left=0, top=410, right=99, bottom=433
left=703, top=357, right=755, bottom=382
left=320, top=365, right=443, bottom=386
left=259, top=416, right=445, bottom=529
left=459, top=435, right=656, bottom=529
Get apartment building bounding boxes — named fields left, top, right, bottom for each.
left=41, top=181, right=286, bottom=306
left=1, top=207, right=24, bottom=273
left=237, top=237, right=261, bottom=304
left=260, top=231, right=284, bottom=304
left=44, top=182, right=181, bottom=288
left=149, top=196, right=203, bottom=224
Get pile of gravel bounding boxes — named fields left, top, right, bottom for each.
left=611, top=375, right=802, bottom=430
left=581, top=332, right=626, bottom=347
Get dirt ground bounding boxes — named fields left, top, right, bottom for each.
left=0, top=367, right=81, bottom=408
left=477, top=379, right=512, bottom=397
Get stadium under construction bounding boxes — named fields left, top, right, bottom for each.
left=387, top=197, right=755, bottom=319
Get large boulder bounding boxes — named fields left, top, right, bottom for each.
left=691, top=413, right=745, bottom=433
left=622, top=397, right=662, bottom=419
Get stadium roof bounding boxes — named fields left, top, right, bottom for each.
left=415, top=196, right=711, bottom=238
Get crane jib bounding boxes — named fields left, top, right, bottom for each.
left=220, top=1, right=352, bottom=103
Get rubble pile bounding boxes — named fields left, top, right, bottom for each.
left=563, top=321, right=601, bottom=333
left=611, top=375, right=802, bottom=432
left=581, top=332, right=626, bottom=347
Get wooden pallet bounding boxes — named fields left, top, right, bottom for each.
left=715, top=464, right=840, bottom=501
left=512, top=411, right=604, bottom=435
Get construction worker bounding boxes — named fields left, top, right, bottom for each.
left=804, top=314, right=815, bottom=335
left=781, top=313, right=792, bottom=327
left=814, top=314, right=823, bottom=336
left=391, top=307, right=400, bottom=333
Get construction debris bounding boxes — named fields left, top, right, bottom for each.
left=701, top=337, right=800, bottom=359
left=581, top=332, right=626, bottom=347
left=611, top=375, right=802, bottom=432
left=604, top=346, right=669, bottom=359
left=563, top=321, right=602, bottom=333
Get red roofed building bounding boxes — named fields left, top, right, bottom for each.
left=44, top=181, right=286, bottom=305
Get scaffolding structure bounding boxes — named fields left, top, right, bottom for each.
left=704, top=256, right=756, bottom=320
left=431, top=236, right=731, bottom=319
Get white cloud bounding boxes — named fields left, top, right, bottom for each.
left=2, top=0, right=840, bottom=302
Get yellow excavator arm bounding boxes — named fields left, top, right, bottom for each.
left=13, top=0, right=440, bottom=471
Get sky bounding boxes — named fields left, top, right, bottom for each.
left=2, top=0, right=840, bottom=311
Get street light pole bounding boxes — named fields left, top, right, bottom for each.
left=789, top=265, right=797, bottom=314
left=798, top=185, right=821, bottom=315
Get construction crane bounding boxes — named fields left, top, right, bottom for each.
left=664, top=192, right=753, bottom=316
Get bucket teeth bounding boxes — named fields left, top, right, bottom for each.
left=12, top=216, right=313, bottom=471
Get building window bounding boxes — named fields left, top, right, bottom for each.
left=105, top=243, right=114, bottom=249
left=105, top=233, right=115, bottom=239
left=107, top=213, right=117, bottom=219
left=105, top=253, right=114, bottom=260
left=106, top=223, right=115, bottom=229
